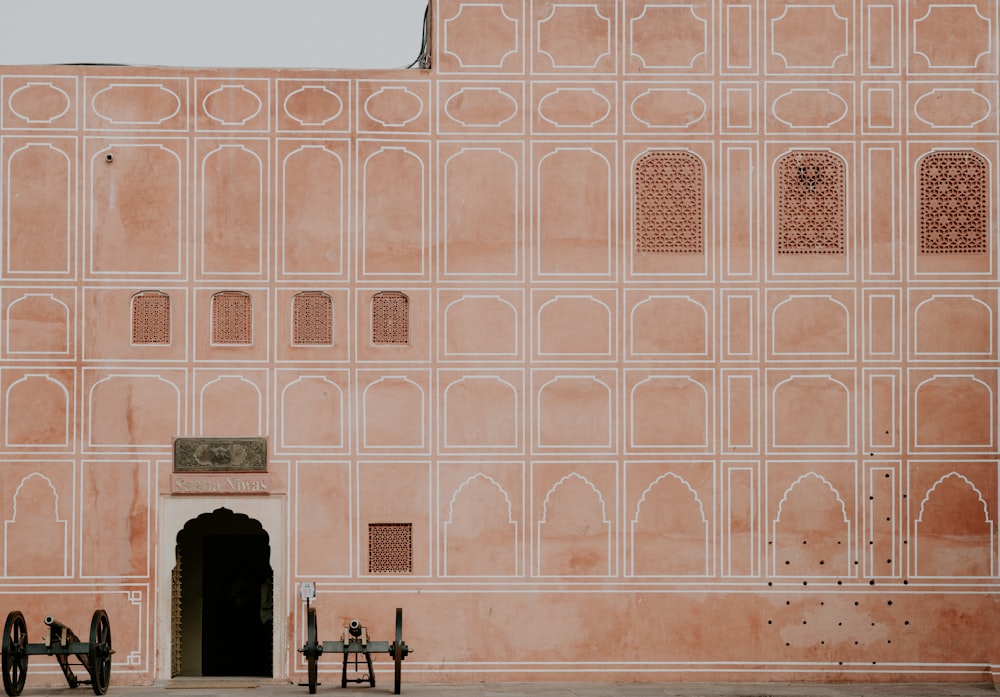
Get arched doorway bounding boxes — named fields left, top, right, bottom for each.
left=174, top=508, right=273, bottom=677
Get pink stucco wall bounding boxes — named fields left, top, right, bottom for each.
left=1, top=0, right=999, bottom=686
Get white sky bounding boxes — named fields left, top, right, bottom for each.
left=0, top=0, right=429, bottom=69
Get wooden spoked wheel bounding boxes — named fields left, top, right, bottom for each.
left=88, top=610, right=112, bottom=696
left=392, top=608, right=403, bottom=695
left=1, top=612, right=27, bottom=697
left=305, top=607, right=319, bottom=695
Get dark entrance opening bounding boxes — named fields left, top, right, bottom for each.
left=175, top=508, right=273, bottom=677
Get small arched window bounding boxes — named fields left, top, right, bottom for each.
left=371, top=291, right=409, bottom=345
left=292, top=291, right=333, bottom=346
left=918, top=150, right=989, bottom=255
left=131, top=291, right=170, bottom=345
left=775, top=150, right=846, bottom=254
left=634, top=150, right=704, bottom=254
left=211, top=291, right=252, bottom=345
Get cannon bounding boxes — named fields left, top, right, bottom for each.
left=1, top=610, right=112, bottom=697
left=297, top=586, right=410, bottom=694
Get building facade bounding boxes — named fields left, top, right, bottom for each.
left=0, top=0, right=999, bottom=686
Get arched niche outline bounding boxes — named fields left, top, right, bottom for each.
left=279, top=375, right=344, bottom=449
left=443, top=294, right=519, bottom=357
left=442, top=375, right=519, bottom=449
left=536, top=294, right=613, bottom=356
left=5, top=373, right=70, bottom=447
left=443, top=473, right=519, bottom=577
left=536, top=472, right=612, bottom=577
left=629, top=472, right=710, bottom=576
left=199, top=375, right=263, bottom=436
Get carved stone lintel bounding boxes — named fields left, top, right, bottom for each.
left=173, top=437, right=267, bottom=473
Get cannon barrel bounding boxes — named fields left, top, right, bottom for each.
left=43, top=616, right=73, bottom=635
left=348, top=619, right=362, bottom=638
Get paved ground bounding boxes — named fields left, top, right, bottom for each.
left=14, top=680, right=998, bottom=697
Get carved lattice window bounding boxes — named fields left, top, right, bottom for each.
left=368, top=523, right=412, bottom=573
left=371, top=292, right=409, bottom=345
left=918, top=151, right=989, bottom=254
left=292, top=292, right=333, bottom=346
left=634, top=151, right=704, bottom=254
left=776, top=151, right=846, bottom=254
left=211, top=291, right=252, bottom=345
left=131, top=291, right=170, bottom=345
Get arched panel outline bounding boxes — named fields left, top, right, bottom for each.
left=5, top=293, right=71, bottom=355
left=442, top=295, right=520, bottom=357
left=442, top=146, right=520, bottom=277
left=280, top=145, right=345, bottom=277
left=536, top=472, right=612, bottom=577
left=629, top=294, right=710, bottom=357
left=913, top=294, right=993, bottom=357
left=914, top=471, right=995, bottom=578
left=3, top=472, right=69, bottom=577
left=199, top=375, right=263, bottom=436
left=536, top=294, right=613, bottom=357
left=629, top=375, right=710, bottom=449
left=771, top=472, right=852, bottom=578
left=91, top=143, right=183, bottom=276
left=87, top=373, right=181, bottom=447
left=279, top=375, right=344, bottom=449
left=361, top=376, right=425, bottom=449
left=443, top=473, right=519, bottom=577
left=360, top=145, right=426, bottom=277
left=442, top=375, right=519, bottom=449
left=770, top=294, right=851, bottom=357
left=629, top=472, right=710, bottom=577
left=535, top=375, right=614, bottom=450
left=6, top=142, right=72, bottom=275
left=535, top=147, right=614, bottom=277
left=913, top=374, right=994, bottom=449
left=199, top=143, right=264, bottom=276
left=5, top=373, right=70, bottom=448
left=771, top=374, right=852, bottom=449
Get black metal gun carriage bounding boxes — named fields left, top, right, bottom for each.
left=2, top=610, right=112, bottom=697
left=297, top=584, right=410, bottom=695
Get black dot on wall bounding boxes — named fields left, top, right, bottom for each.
left=887, top=600, right=893, bottom=606
left=884, top=472, right=890, bottom=477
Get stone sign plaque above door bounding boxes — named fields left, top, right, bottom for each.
left=173, top=437, right=267, bottom=473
